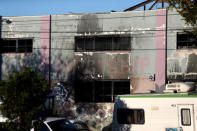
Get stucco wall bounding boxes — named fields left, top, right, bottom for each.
left=3, top=9, right=191, bottom=91
left=0, top=15, right=50, bottom=80
left=50, top=9, right=168, bottom=93
left=1, top=10, right=193, bottom=90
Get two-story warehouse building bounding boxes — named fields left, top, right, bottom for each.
left=0, top=2, right=196, bottom=130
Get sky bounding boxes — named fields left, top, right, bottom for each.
left=0, top=0, right=147, bottom=17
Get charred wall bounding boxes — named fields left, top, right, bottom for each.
left=75, top=52, right=130, bottom=80
left=77, top=14, right=102, bottom=34
left=51, top=10, right=166, bottom=94
left=167, top=10, right=197, bottom=82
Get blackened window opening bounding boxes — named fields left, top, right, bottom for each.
left=0, top=39, right=33, bottom=53
left=177, top=33, right=197, bottom=49
left=75, top=35, right=131, bottom=51
left=75, top=80, right=130, bottom=102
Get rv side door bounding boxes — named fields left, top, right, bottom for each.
left=178, top=104, right=195, bottom=131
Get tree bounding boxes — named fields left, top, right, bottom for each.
left=167, top=0, right=197, bottom=36
left=0, top=68, right=49, bottom=131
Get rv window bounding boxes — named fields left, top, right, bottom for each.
left=117, top=108, right=145, bottom=124
left=181, top=109, right=191, bottom=126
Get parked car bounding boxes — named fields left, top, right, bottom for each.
left=0, top=102, right=7, bottom=123
left=31, top=117, right=78, bottom=131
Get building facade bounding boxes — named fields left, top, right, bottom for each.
left=0, top=9, right=196, bottom=130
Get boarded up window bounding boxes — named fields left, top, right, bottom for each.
left=181, top=109, right=191, bottom=126
left=117, top=108, right=145, bottom=124
left=177, top=33, right=197, bottom=49
left=75, top=35, right=131, bottom=51
left=75, top=80, right=130, bottom=102
left=0, top=39, right=33, bottom=53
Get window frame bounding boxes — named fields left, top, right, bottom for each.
left=181, top=108, right=191, bottom=126
left=177, top=32, right=197, bottom=49
left=75, top=35, right=131, bottom=52
left=75, top=79, right=130, bottom=103
left=0, top=38, right=33, bottom=53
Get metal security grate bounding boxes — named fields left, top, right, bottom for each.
left=75, top=35, right=131, bottom=52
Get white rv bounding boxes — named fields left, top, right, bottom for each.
left=113, top=83, right=197, bottom=131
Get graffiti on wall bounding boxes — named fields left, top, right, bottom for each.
left=132, top=56, right=151, bottom=74
left=75, top=52, right=130, bottom=79
left=52, top=54, right=152, bottom=82
left=52, top=82, right=70, bottom=106
left=40, top=15, right=50, bottom=80
left=50, top=82, right=113, bottom=131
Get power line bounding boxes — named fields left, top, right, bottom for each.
left=2, top=13, right=180, bottom=23
left=0, top=28, right=193, bottom=34
left=0, top=31, right=191, bottom=41
left=0, top=47, right=189, bottom=52
left=0, top=34, right=184, bottom=41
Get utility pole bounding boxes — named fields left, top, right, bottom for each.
left=49, top=15, right=51, bottom=88
left=0, top=16, right=2, bottom=80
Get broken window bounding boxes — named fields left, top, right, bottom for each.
left=75, top=80, right=92, bottom=102
left=75, top=80, right=130, bottom=103
left=0, top=38, right=33, bottom=53
left=94, top=81, right=113, bottom=102
left=114, top=81, right=130, bottom=95
left=18, top=39, right=33, bottom=53
left=75, top=35, right=131, bottom=51
left=177, top=33, right=197, bottom=49
left=117, top=108, right=145, bottom=124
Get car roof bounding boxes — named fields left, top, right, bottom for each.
left=44, top=117, right=67, bottom=123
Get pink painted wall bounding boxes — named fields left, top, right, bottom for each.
left=155, top=9, right=166, bottom=89
left=40, top=16, right=50, bottom=80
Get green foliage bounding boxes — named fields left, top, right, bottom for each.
left=0, top=68, right=49, bottom=131
left=167, top=0, right=197, bottom=36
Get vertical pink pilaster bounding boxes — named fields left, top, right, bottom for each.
left=40, top=16, right=50, bottom=80
left=155, top=9, right=166, bottom=88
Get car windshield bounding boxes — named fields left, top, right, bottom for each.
left=47, top=119, right=77, bottom=131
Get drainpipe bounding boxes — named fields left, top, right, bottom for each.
left=0, top=16, right=2, bottom=80
left=165, top=9, right=168, bottom=85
